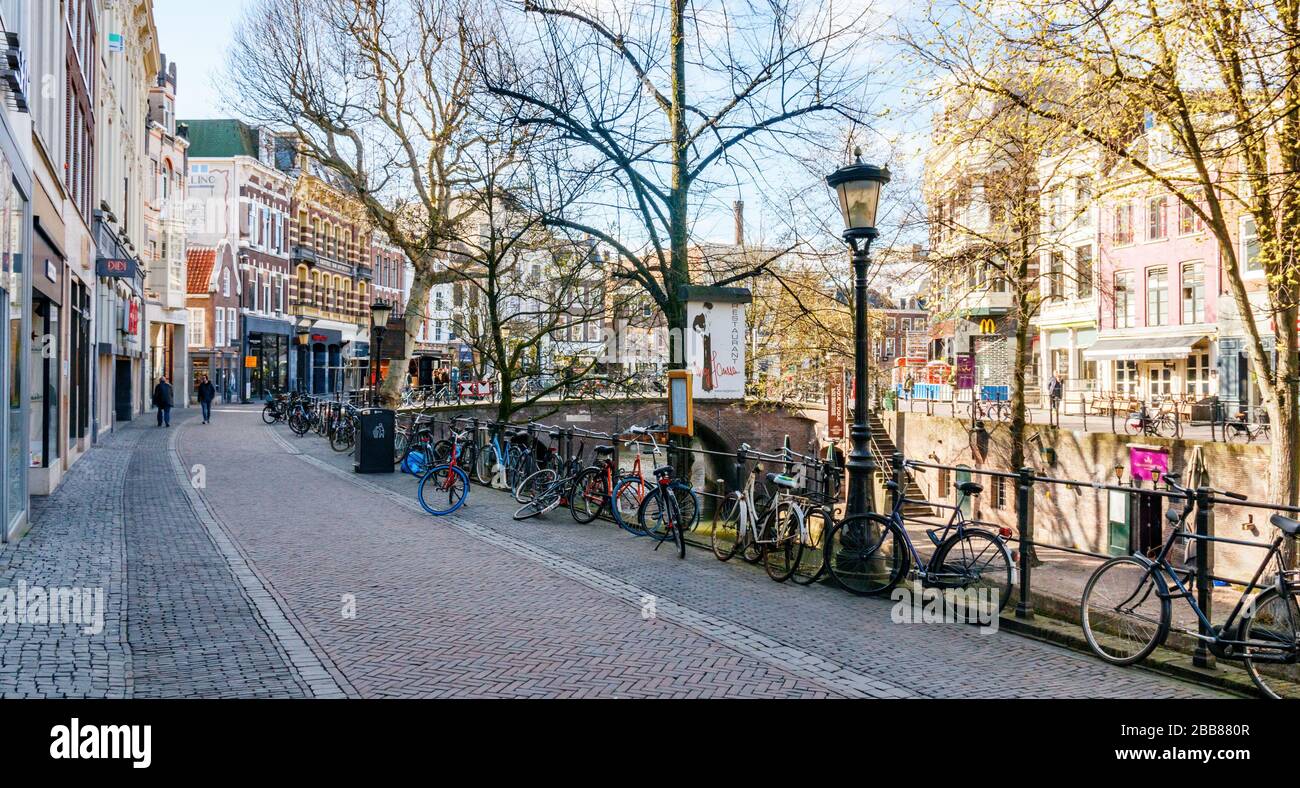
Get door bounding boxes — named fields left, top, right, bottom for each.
left=114, top=358, right=133, bottom=422
left=1136, top=491, right=1162, bottom=557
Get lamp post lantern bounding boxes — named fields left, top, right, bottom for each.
left=370, top=299, right=393, bottom=406
left=827, top=148, right=890, bottom=519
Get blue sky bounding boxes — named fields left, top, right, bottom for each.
left=153, top=0, right=253, bottom=118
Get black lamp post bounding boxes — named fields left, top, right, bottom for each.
left=827, top=148, right=890, bottom=519
left=370, top=298, right=393, bottom=406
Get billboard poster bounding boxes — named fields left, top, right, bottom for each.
left=685, top=292, right=748, bottom=400
left=1128, top=446, right=1169, bottom=482
left=956, top=353, right=974, bottom=390
left=827, top=368, right=845, bottom=439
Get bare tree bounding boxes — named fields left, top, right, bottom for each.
left=482, top=0, right=883, bottom=371
left=227, top=0, right=508, bottom=405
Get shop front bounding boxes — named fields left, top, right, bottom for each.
left=0, top=145, right=30, bottom=541
left=30, top=217, right=62, bottom=494
left=244, top=315, right=292, bottom=400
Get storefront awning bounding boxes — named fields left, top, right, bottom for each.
left=1082, top=335, right=1208, bottom=361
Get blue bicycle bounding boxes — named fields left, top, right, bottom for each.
left=417, top=439, right=471, bottom=516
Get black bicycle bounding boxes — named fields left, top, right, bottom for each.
left=1124, top=405, right=1177, bottom=438
left=1080, top=471, right=1299, bottom=698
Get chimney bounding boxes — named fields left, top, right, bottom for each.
left=733, top=200, right=744, bottom=247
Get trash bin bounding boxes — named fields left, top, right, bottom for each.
left=354, top=408, right=396, bottom=474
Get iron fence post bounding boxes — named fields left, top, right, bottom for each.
left=892, top=451, right=905, bottom=511
left=1193, top=486, right=1216, bottom=669
left=1015, top=466, right=1035, bottom=620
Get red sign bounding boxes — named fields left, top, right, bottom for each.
left=827, top=368, right=846, bottom=439
left=127, top=299, right=140, bottom=334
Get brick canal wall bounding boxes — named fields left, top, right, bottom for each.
left=883, top=412, right=1276, bottom=581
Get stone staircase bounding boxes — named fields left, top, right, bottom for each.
left=867, top=411, right=933, bottom=518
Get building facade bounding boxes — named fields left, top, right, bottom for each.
left=185, top=242, right=240, bottom=399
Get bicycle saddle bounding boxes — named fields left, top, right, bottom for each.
left=653, top=465, right=674, bottom=477
left=593, top=445, right=616, bottom=456
left=958, top=481, right=984, bottom=496
left=1270, top=514, right=1300, bottom=536
left=766, top=473, right=797, bottom=489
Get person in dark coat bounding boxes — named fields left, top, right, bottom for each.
left=197, top=374, right=216, bottom=424
left=152, top=376, right=174, bottom=427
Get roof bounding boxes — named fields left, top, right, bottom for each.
left=186, top=246, right=216, bottom=294
left=182, top=119, right=261, bottom=158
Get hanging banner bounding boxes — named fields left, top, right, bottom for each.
left=827, top=368, right=846, bottom=439
left=680, top=286, right=751, bottom=400
left=956, top=353, right=974, bottom=390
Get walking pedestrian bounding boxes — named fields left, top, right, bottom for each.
left=197, top=374, right=216, bottom=424
left=1049, top=372, right=1064, bottom=424
left=153, top=376, right=174, bottom=428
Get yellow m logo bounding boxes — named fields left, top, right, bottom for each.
left=979, top=319, right=997, bottom=334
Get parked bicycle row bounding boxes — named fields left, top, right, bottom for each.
left=262, top=395, right=1297, bottom=698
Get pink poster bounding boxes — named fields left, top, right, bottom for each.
left=1128, top=446, right=1169, bottom=482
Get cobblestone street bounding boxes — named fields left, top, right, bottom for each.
left=0, top=407, right=1232, bottom=699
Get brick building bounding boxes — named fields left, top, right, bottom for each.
left=184, top=242, right=240, bottom=401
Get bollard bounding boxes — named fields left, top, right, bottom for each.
left=1015, top=466, right=1035, bottom=620
left=1193, top=487, right=1216, bottom=669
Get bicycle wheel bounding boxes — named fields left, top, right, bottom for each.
left=329, top=421, right=354, bottom=452
left=639, top=486, right=676, bottom=542
left=514, top=479, right=562, bottom=520
left=710, top=492, right=742, bottom=561
left=515, top=468, right=556, bottom=505
left=612, top=476, right=648, bottom=535
left=432, top=439, right=454, bottom=464
left=763, top=501, right=805, bottom=582
left=1239, top=587, right=1300, bottom=699
left=671, top=497, right=686, bottom=559
left=791, top=507, right=830, bottom=585
left=1123, top=415, right=1143, bottom=436
left=1079, top=556, right=1170, bottom=665
left=1228, top=425, right=1251, bottom=444
left=931, top=529, right=1014, bottom=617
left=261, top=405, right=279, bottom=425
left=1156, top=415, right=1177, bottom=438
left=288, top=412, right=310, bottom=436
left=826, top=514, right=909, bottom=596
left=671, top=483, right=700, bottom=531
left=569, top=467, right=607, bottom=524
left=475, top=444, right=499, bottom=486
left=417, top=465, right=470, bottom=516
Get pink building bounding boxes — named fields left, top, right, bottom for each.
left=1086, top=192, right=1222, bottom=402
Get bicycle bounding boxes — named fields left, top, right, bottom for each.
left=513, top=463, right=583, bottom=520
left=1226, top=411, right=1271, bottom=444
left=610, top=425, right=668, bottom=534
left=329, top=404, right=360, bottom=453
left=635, top=466, right=687, bottom=559
left=825, top=463, right=1015, bottom=617
left=1124, top=404, right=1177, bottom=438
left=432, top=427, right=478, bottom=479
left=416, top=438, right=471, bottom=517
left=287, top=397, right=320, bottom=436
left=710, top=444, right=809, bottom=582
left=1080, top=471, right=1298, bottom=698
left=975, top=398, right=1009, bottom=422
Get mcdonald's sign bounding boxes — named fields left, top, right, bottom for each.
left=978, top=318, right=998, bottom=334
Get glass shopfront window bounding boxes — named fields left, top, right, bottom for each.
left=4, top=174, right=30, bottom=530
left=248, top=332, right=288, bottom=398
left=30, top=298, right=58, bottom=467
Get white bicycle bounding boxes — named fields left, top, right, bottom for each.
left=710, top=443, right=809, bottom=582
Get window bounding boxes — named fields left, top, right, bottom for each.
left=1115, top=360, right=1138, bottom=394
left=1114, top=271, right=1135, bottom=328
left=1178, top=202, right=1205, bottom=235
left=251, top=272, right=260, bottom=312
left=938, top=468, right=950, bottom=498
left=1242, top=217, right=1261, bottom=272
left=263, top=276, right=272, bottom=314
left=215, top=307, right=226, bottom=346
left=1146, top=266, right=1168, bottom=326
left=1114, top=203, right=1134, bottom=244
left=1048, top=252, right=1064, bottom=298
left=1075, top=177, right=1093, bottom=227
left=187, top=308, right=206, bottom=347
left=1186, top=352, right=1210, bottom=397
left=1075, top=245, right=1093, bottom=296
left=227, top=309, right=236, bottom=346
left=222, top=268, right=231, bottom=297
left=993, top=476, right=1006, bottom=510
left=885, top=337, right=895, bottom=356
left=1181, top=261, right=1204, bottom=323
left=1147, top=196, right=1167, bottom=241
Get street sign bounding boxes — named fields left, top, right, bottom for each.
left=96, top=257, right=137, bottom=278
left=827, top=368, right=845, bottom=439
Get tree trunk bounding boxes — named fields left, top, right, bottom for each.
left=380, top=261, right=435, bottom=407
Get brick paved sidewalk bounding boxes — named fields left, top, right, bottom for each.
left=252, top=408, right=1228, bottom=699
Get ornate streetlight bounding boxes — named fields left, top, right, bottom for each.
left=827, top=148, right=890, bottom=518
left=370, top=299, right=393, bottom=406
